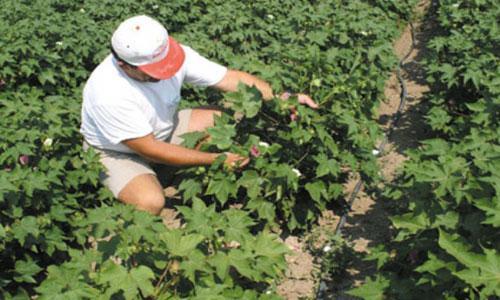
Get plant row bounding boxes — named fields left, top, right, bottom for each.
left=350, top=1, right=500, bottom=299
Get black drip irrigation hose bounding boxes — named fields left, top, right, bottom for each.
left=315, top=21, right=416, bottom=299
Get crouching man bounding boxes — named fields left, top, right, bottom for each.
left=80, top=15, right=317, bottom=214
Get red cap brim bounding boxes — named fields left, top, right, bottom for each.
left=138, top=37, right=185, bottom=80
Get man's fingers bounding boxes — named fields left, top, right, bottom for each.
left=297, top=94, right=319, bottom=109
left=235, top=157, right=250, bottom=168
left=223, top=152, right=249, bottom=170
left=305, top=98, right=319, bottom=109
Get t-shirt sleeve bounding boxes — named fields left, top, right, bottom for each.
left=90, top=103, right=153, bottom=144
left=182, top=45, right=228, bottom=87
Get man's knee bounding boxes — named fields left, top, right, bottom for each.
left=119, top=191, right=165, bottom=215
left=117, top=174, right=165, bottom=215
left=137, top=193, right=165, bottom=215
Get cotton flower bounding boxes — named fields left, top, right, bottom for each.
left=79, top=8, right=85, bottom=13
left=360, top=31, right=368, bottom=36
left=372, top=149, right=380, bottom=156
left=56, top=41, right=63, bottom=46
left=323, top=245, right=332, bottom=253
left=19, top=155, right=29, bottom=166
left=43, top=137, right=53, bottom=148
left=451, top=3, right=459, bottom=8
left=292, top=168, right=302, bottom=177
left=267, top=14, right=275, bottom=20
left=152, top=4, right=159, bottom=9
left=250, top=145, right=261, bottom=157
left=259, top=141, right=270, bottom=148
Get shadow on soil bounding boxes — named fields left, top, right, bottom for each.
left=377, top=1, right=439, bottom=155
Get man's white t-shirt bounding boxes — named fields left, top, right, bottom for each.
left=80, top=45, right=227, bottom=153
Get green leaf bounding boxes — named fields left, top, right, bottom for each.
left=206, top=116, right=236, bottom=150
left=223, top=83, right=262, bottom=118
left=180, top=131, right=207, bottom=149
left=178, top=178, right=203, bottom=201
left=163, top=230, right=205, bottom=257
left=364, top=245, right=391, bottom=269
left=390, top=212, right=430, bottom=234
left=438, top=229, right=500, bottom=295
left=252, top=234, right=289, bottom=259
left=12, top=216, right=39, bottom=246
left=208, top=252, right=230, bottom=281
left=14, top=259, right=43, bottom=284
left=176, top=200, right=217, bottom=237
left=38, top=70, right=56, bottom=85
left=347, top=275, right=389, bottom=300
left=222, top=209, right=254, bottom=243
left=474, top=197, right=500, bottom=227
left=227, top=249, right=262, bottom=281
left=238, top=170, right=263, bottom=199
left=415, top=252, right=457, bottom=276
left=179, top=249, right=208, bottom=283
left=305, top=181, right=326, bottom=204
left=246, top=198, right=275, bottom=222
left=314, top=154, right=340, bottom=177
left=97, top=262, right=155, bottom=299
left=206, top=174, right=237, bottom=205
left=36, top=263, right=100, bottom=300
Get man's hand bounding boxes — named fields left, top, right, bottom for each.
left=222, top=152, right=249, bottom=169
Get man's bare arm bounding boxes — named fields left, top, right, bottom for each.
left=122, top=133, right=248, bottom=167
left=214, top=69, right=274, bottom=100
left=214, top=69, right=318, bottom=108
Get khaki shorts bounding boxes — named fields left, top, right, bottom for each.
left=84, top=109, right=192, bottom=197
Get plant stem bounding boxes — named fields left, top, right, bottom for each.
left=154, top=260, right=172, bottom=296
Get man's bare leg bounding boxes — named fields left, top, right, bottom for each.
left=188, top=108, right=221, bottom=132
left=118, top=174, right=165, bottom=215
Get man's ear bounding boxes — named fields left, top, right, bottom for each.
left=117, top=61, right=133, bottom=72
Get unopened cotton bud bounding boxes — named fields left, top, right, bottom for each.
left=292, top=168, right=302, bottom=177
left=43, top=138, right=53, bottom=148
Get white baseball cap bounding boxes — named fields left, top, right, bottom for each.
left=111, top=15, right=185, bottom=80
